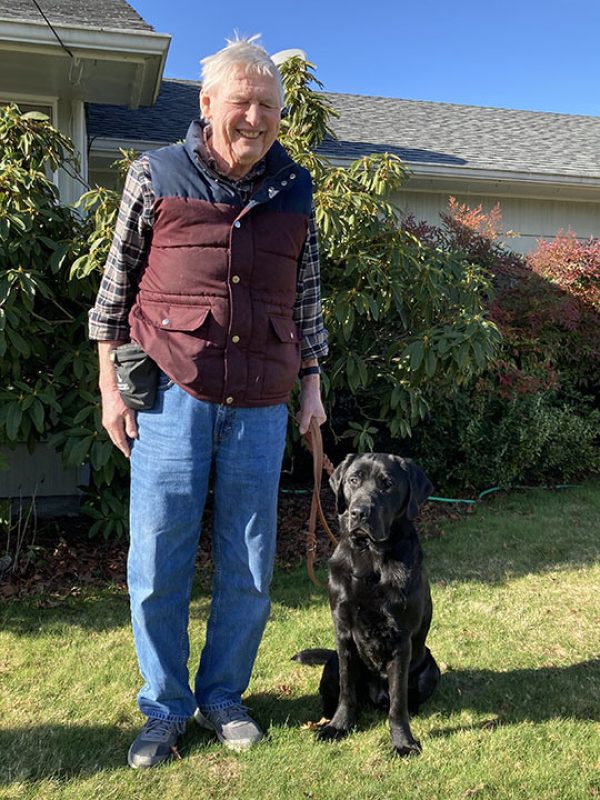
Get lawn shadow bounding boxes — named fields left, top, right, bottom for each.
left=432, top=659, right=600, bottom=726
left=252, top=658, right=600, bottom=735
left=0, top=719, right=226, bottom=786
left=0, top=722, right=140, bottom=785
left=0, top=589, right=132, bottom=637
left=423, top=485, right=600, bottom=586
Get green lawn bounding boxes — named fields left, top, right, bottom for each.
left=1, top=483, right=599, bottom=800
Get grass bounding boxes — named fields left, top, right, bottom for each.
left=1, top=482, right=599, bottom=800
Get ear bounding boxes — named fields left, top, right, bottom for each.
left=401, top=459, right=434, bottom=520
left=200, top=90, right=211, bottom=120
left=329, top=454, right=357, bottom=514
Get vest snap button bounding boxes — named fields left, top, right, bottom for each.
left=290, top=173, right=296, bottom=179
left=162, top=318, right=170, bottom=326
left=232, top=335, right=240, bottom=343
left=231, top=275, right=240, bottom=284
left=225, top=396, right=234, bottom=405
left=281, top=180, right=288, bottom=186
left=233, top=220, right=241, bottom=228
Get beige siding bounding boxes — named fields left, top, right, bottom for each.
left=394, top=189, right=600, bottom=255
left=0, top=444, right=89, bottom=499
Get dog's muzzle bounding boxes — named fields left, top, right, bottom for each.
left=347, top=503, right=388, bottom=543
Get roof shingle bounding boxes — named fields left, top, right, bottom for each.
left=0, top=0, right=154, bottom=31
left=87, top=79, right=600, bottom=180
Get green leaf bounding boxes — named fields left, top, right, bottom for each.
left=5, top=402, right=22, bottom=440
left=405, top=341, right=424, bottom=372
left=425, top=348, right=437, bottom=377
left=6, top=327, right=31, bottom=357
left=30, top=398, right=45, bottom=434
left=21, top=111, right=49, bottom=121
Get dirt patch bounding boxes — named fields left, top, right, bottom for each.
left=0, top=487, right=458, bottom=600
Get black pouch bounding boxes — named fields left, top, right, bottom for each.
left=110, top=343, right=158, bottom=410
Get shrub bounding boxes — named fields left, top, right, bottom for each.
left=279, top=60, right=500, bottom=446
left=413, top=388, right=599, bottom=491
left=0, top=104, right=130, bottom=538
left=404, top=204, right=600, bottom=492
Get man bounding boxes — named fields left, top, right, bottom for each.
left=88, top=36, right=328, bottom=768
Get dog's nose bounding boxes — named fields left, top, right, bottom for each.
left=349, top=505, right=369, bottom=525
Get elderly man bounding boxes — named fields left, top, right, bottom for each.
left=89, top=36, right=327, bottom=767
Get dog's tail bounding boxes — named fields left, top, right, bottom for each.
left=291, top=648, right=335, bottom=665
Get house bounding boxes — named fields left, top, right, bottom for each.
left=0, top=0, right=170, bottom=204
left=87, top=82, right=600, bottom=255
left=2, top=0, right=600, bottom=504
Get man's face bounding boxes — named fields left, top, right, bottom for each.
left=200, top=65, right=282, bottom=178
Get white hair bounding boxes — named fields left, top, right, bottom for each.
left=200, top=34, right=284, bottom=106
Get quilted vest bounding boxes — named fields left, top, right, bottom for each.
left=129, top=121, right=313, bottom=407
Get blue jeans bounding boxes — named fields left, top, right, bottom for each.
left=128, top=374, right=288, bottom=723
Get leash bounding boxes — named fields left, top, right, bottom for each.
left=301, top=418, right=338, bottom=588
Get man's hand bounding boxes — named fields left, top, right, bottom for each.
left=297, top=374, right=326, bottom=436
left=100, top=385, right=138, bottom=458
left=98, top=340, right=138, bottom=458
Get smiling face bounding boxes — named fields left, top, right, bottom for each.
left=200, top=64, right=282, bottom=178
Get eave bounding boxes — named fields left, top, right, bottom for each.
left=0, top=19, right=170, bottom=108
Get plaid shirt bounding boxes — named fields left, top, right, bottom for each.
left=88, top=137, right=328, bottom=362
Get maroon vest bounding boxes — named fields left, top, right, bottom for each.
left=128, top=129, right=312, bottom=407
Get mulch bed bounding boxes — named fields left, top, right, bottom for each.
left=0, top=487, right=464, bottom=602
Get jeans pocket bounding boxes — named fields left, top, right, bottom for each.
left=157, top=370, right=174, bottom=391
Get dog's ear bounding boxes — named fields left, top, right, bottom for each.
left=401, top=459, right=434, bottom=520
left=329, top=454, right=357, bottom=514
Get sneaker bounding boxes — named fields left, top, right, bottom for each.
left=194, top=705, right=264, bottom=751
left=127, top=717, right=187, bottom=769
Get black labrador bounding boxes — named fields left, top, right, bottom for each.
left=294, top=453, right=440, bottom=756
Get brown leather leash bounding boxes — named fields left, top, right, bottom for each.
left=301, top=418, right=338, bottom=588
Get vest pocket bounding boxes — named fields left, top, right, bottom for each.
left=262, top=315, right=302, bottom=399
left=137, top=301, right=212, bottom=333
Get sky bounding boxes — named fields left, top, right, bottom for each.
left=132, top=0, right=600, bottom=117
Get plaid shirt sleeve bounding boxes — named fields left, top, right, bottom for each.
left=87, top=156, right=154, bottom=341
left=293, top=205, right=329, bottom=361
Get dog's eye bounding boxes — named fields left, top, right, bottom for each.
left=348, top=475, right=361, bottom=487
left=381, top=478, right=394, bottom=490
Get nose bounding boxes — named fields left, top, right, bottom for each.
left=244, top=102, right=261, bottom=126
left=349, top=504, right=369, bottom=526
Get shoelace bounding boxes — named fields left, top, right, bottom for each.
left=142, top=718, right=185, bottom=741
left=213, top=704, right=252, bottom=726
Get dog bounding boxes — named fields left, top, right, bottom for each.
left=294, top=453, right=440, bottom=756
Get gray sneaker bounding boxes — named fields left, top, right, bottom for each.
left=194, top=705, right=264, bottom=751
left=127, top=717, right=187, bottom=769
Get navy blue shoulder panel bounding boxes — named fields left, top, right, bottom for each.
left=146, top=121, right=313, bottom=217
left=147, top=142, right=237, bottom=206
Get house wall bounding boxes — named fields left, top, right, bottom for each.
left=394, top=188, right=600, bottom=255
left=0, top=444, right=89, bottom=503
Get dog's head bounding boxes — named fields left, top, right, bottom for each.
left=329, top=454, right=433, bottom=543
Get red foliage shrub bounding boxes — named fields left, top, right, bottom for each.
left=527, top=230, right=600, bottom=314
left=403, top=201, right=600, bottom=402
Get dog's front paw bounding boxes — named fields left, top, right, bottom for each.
left=317, top=723, right=350, bottom=743
left=390, top=728, right=422, bottom=757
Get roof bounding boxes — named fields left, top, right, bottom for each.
left=88, top=79, right=197, bottom=143
left=87, top=79, right=600, bottom=180
left=321, top=93, right=600, bottom=178
left=0, top=0, right=154, bottom=31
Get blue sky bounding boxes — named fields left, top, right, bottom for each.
left=133, top=0, right=600, bottom=116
